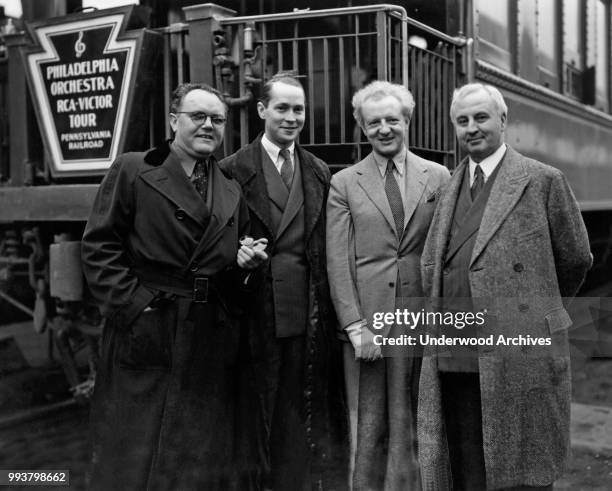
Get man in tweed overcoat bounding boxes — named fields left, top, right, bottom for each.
left=418, top=83, right=592, bottom=490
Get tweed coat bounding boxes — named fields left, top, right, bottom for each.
left=219, top=135, right=345, bottom=488
left=82, top=142, right=259, bottom=490
left=326, top=150, right=450, bottom=489
left=418, top=146, right=592, bottom=490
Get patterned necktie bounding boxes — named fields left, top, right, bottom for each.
left=471, top=164, right=484, bottom=200
left=385, top=159, right=404, bottom=238
left=192, top=158, right=209, bottom=203
left=279, top=148, right=294, bottom=190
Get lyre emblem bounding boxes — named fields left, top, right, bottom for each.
left=74, top=31, right=86, bottom=58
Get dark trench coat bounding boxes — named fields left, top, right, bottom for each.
left=82, top=142, right=260, bottom=490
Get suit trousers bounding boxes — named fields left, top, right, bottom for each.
left=343, top=343, right=421, bottom=491
left=440, top=372, right=553, bottom=491
left=264, top=335, right=311, bottom=491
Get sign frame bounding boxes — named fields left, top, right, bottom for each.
left=21, top=6, right=159, bottom=177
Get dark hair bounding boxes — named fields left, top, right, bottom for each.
left=169, top=83, right=227, bottom=113
left=259, top=71, right=304, bottom=106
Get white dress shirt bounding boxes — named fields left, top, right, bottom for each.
left=469, top=143, right=507, bottom=186
left=261, top=134, right=295, bottom=173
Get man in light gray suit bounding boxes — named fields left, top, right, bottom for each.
left=418, top=83, right=592, bottom=490
left=327, top=80, right=450, bottom=490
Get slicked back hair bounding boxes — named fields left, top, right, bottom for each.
left=259, top=71, right=305, bottom=107
left=352, top=80, right=415, bottom=129
left=449, top=83, right=508, bottom=121
left=169, top=83, right=227, bottom=114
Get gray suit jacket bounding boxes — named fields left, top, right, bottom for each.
left=327, top=149, right=450, bottom=337
left=418, top=146, right=593, bottom=490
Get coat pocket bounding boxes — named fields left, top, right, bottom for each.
left=118, top=307, right=173, bottom=370
left=544, top=307, right=572, bottom=334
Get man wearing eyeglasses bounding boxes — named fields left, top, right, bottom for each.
left=221, top=72, right=343, bottom=490
left=82, top=83, right=266, bottom=491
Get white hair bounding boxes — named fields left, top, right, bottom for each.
left=449, top=83, right=508, bottom=121
left=352, top=80, right=415, bottom=128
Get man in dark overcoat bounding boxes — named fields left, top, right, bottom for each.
left=220, top=72, right=343, bottom=490
left=418, top=83, right=592, bottom=490
left=82, top=83, right=266, bottom=490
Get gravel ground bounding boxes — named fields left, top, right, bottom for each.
left=555, top=356, right=612, bottom=490
left=0, top=356, right=611, bottom=490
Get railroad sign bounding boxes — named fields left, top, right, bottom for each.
left=22, top=7, right=159, bottom=176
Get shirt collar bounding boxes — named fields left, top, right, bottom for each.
left=261, top=134, right=295, bottom=164
left=469, top=143, right=506, bottom=181
left=373, top=146, right=407, bottom=177
left=170, top=141, right=210, bottom=177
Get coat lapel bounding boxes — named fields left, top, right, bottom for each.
left=276, top=153, right=304, bottom=240
left=261, top=151, right=290, bottom=214
left=228, top=137, right=275, bottom=239
left=300, top=145, right=327, bottom=244
left=357, top=153, right=398, bottom=237
left=403, top=151, right=428, bottom=230
left=428, top=161, right=465, bottom=266
left=470, top=147, right=530, bottom=267
left=189, top=160, right=240, bottom=263
left=140, top=150, right=209, bottom=227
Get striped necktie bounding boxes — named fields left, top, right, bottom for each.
left=385, top=159, right=404, bottom=238
left=471, top=164, right=484, bottom=200
left=279, top=148, right=294, bottom=190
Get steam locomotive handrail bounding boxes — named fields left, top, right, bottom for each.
left=218, top=4, right=466, bottom=47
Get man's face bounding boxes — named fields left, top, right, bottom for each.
left=169, top=89, right=226, bottom=158
left=452, top=89, right=506, bottom=163
left=257, top=82, right=305, bottom=147
left=360, top=95, right=408, bottom=158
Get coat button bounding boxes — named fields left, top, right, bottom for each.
left=443, top=269, right=450, bottom=276
left=389, top=282, right=395, bottom=288
left=519, top=304, right=529, bottom=312
left=513, top=263, right=524, bottom=272
left=174, top=208, right=186, bottom=220
left=190, top=265, right=198, bottom=273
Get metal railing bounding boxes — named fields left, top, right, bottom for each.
left=213, top=5, right=466, bottom=168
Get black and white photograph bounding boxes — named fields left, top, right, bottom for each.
left=0, top=0, right=612, bottom=490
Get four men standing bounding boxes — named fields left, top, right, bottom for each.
left=83, top=76, right=591, bottom=490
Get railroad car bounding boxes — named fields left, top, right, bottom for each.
left=0, top=0, right=610, bottom=394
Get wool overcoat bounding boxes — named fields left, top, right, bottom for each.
left=82, top=142, right=259, bottom=491
left=418, top=146, right=592, bottom=490
left=220, top=135, right=346, bottom=488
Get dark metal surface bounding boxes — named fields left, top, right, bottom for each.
left=0, top=185, right=99, bottom=222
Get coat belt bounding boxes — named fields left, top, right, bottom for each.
left=133, top=267, right=224, bottom=305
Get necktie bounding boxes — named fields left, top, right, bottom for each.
left=279, top=148, right=294, bottom=190
left=385, top=160, right=405, bottom=238
left=192, top=158, right=209, bottom=203
left=471, top=164, right=484, bottom=200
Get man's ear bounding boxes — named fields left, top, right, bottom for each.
left=169, top=113, right=178, bottom=133
left=257, top=101, right=266, bottom=120
left=500, top=112, right=507, bottom=131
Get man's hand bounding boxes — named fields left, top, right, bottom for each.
left=237, top=237, right=268, bottom=269
left=346, top=321, right=382, bottom=362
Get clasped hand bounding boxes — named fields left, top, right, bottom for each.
left=346, top=321, right=383, bottom=362
left=237, top=236, right=268, bottom=269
